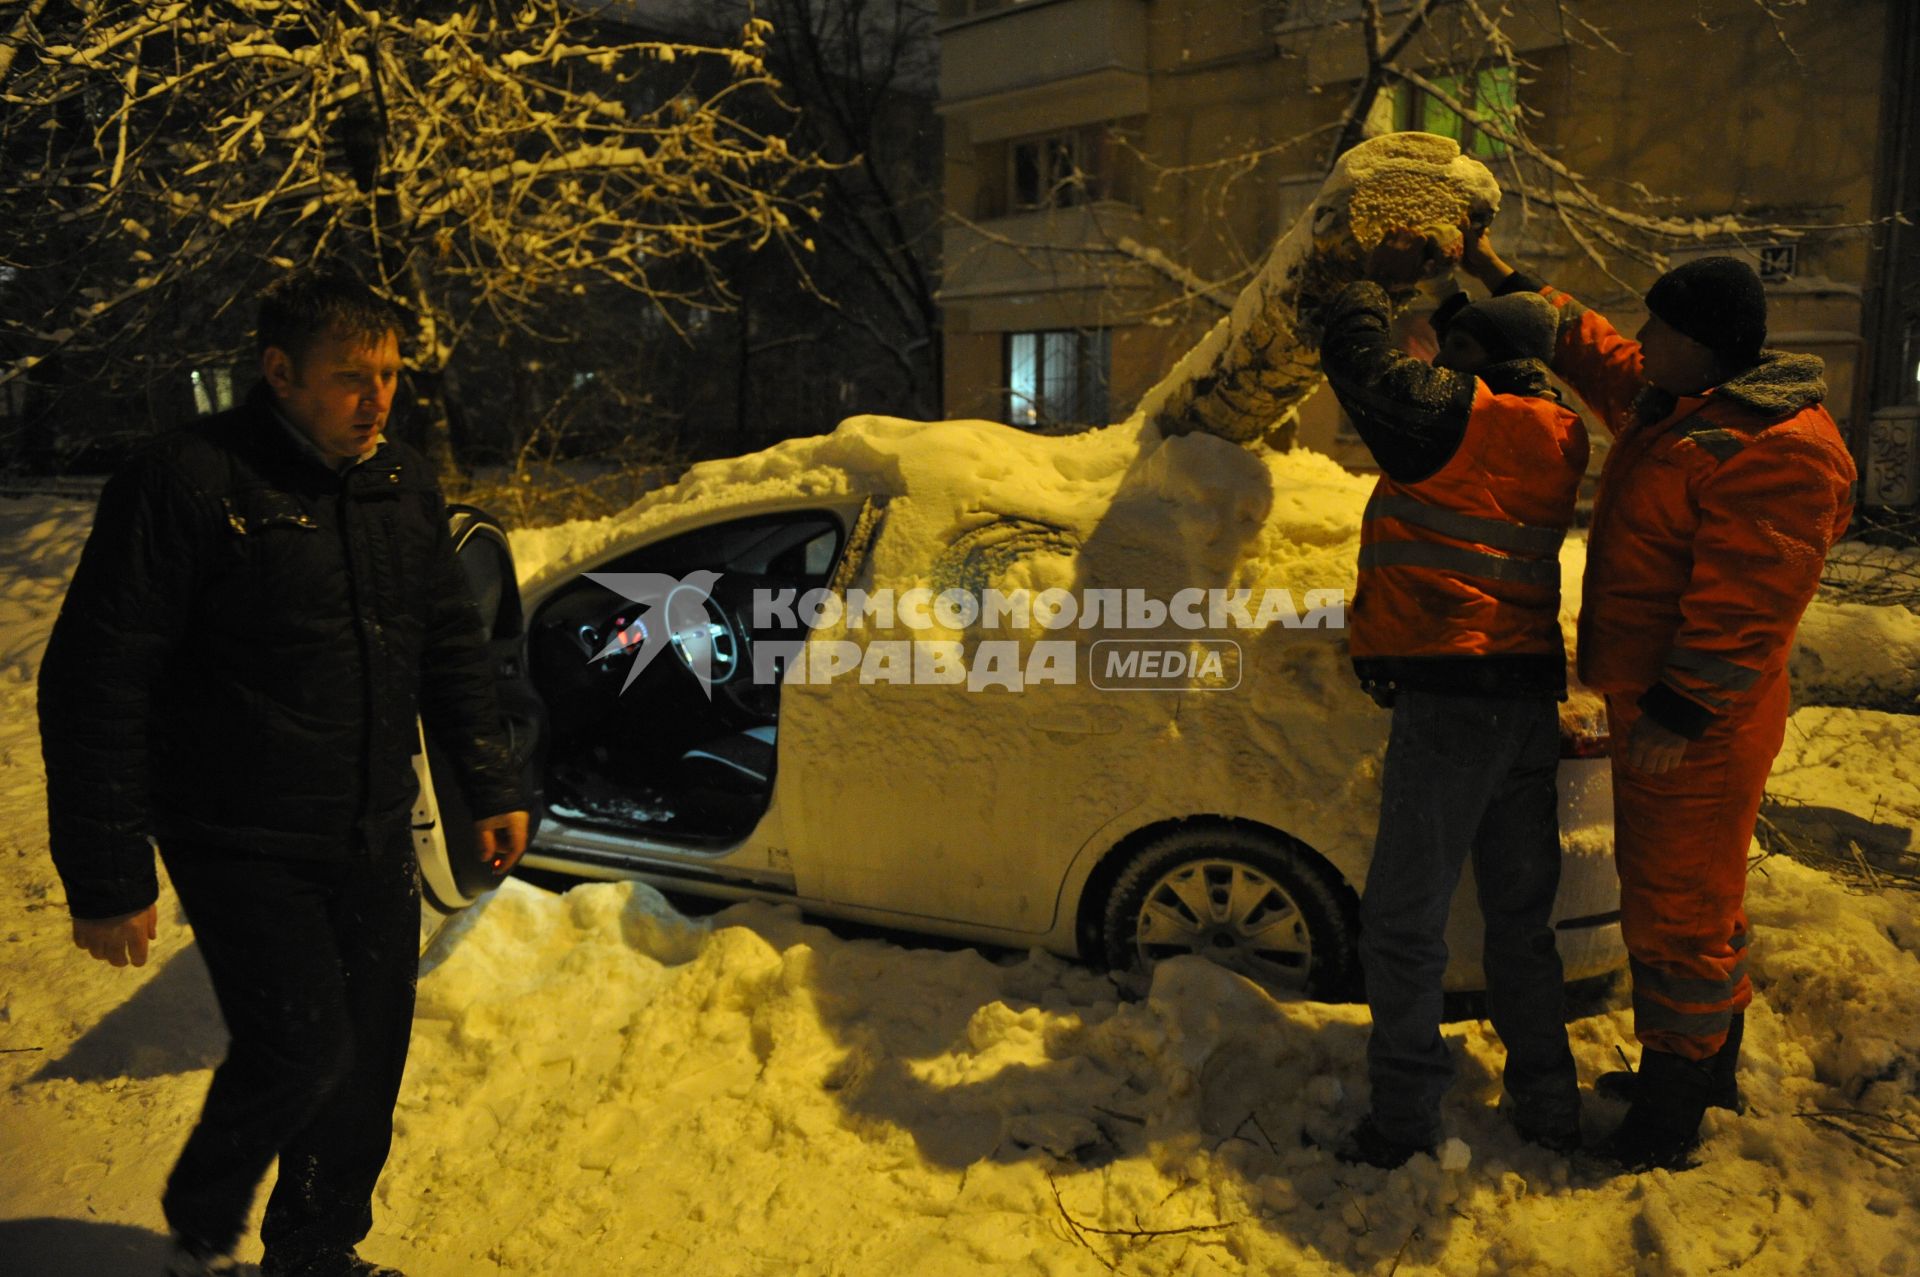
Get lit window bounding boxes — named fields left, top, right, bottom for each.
left=1403, top=67, right=1518, bottom=158
left=189, top=367, right=236, bottom=416
left=1007, top=330, right=1110, bottom=430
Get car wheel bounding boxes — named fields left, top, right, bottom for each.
left=1101, top=825, right=1358, bottom=1001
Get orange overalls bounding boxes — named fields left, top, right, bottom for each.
left=1527, top=281, right=1855, bottom=1060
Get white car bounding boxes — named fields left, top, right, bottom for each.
left=413, top=416, right=1624, bottom=998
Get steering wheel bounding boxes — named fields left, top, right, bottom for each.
left=574, top=580, right=767, bottom=723
left=663, top=582, right=745, bottom=688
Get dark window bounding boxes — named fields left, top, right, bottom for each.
left=1270, top=0, right=1413, bottom=30
left=940, top=0, right=1013, bottom=19
left=979, top=120, right=1140, bottom=219
left=1007, top=330, right=1110, bottom=430
left=1011, top=129, right=1091, bottom=211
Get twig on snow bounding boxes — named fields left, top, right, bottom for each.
left=1799, top=1107, right=1920, bottom=1143
left=1385, top=1223, right=1422, bottom=1275
left=1048, top=1173, right=1237, bottom=1249
left=1339, top=1183, right=1372, bottom=1234
left=1848, top=840, right=1886, bottom=892
left=1796, top=1109, right=1914, bottom=1166
left=1223, top=1109, right=1280, bottom=1156
left=1046, top=1174, right=1119, bottom=1273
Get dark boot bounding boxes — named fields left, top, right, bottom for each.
left=260, top=1252, right=404, bottom=1277
left=1334, top=1116, right=1434, bottom=1170
left=1595, top=1013, right=1746, bottom=1115
left=162, top=1235, right=247, bottom=1276
left=1497, top=1091, right=1583, bottom=1153
left=1593, top=1048, right=1716, bottom=1172
left=1508, top=1108, right=1583, bottom=1154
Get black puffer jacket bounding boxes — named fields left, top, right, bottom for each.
left=39, top=385, right=526, bottom=919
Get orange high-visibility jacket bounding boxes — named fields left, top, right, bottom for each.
left=1351, top=386, right=1587, bottom=667
left=1320, top=282, right=1588, bottom=698
left=1502, top=274, right=1856, bottom=737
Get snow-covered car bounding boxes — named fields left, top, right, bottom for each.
left=413, top=415, right=1625, bottom=998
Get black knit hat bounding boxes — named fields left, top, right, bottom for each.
left=1644, top=256, right=1767, bottom=369
left=1439, top=292, right=1559, bottom=366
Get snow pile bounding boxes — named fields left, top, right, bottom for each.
left=4, top=490, right=1920, bottom=1273
left=507, top=411, right=1372, bottom=595
left=1747, top=855, right=1920, bottom=1098
left=1770, top=707, right=1920, bottom=830
left=0, top=497, right=92, bottom=687
left=1789, top=599, right=1920, bottom=710
left=1782, top=541, right=1920, bottom=709
left=378, top=856, right=1916, bottom=1276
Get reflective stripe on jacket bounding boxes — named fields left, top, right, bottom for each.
left=1499, top=273, right=1857, bottom=737
left=1351, top=380, right=1587, bottom=672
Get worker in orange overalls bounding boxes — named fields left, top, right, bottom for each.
left=1463, top=233, right=1856, bottom=1171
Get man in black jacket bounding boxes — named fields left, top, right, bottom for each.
left=39, top=268, right=530, bottom=1277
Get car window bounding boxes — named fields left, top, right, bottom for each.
left=614, top=511, right=843, bottom=581
left=801, top=528, right=837, bottom=576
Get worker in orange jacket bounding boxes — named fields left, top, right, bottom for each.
left=1463, top=233, right=1856, bottom=1171
left=1318, top=233, right=1590, bottom=1168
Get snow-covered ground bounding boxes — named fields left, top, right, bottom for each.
left=4, top=484, right=1919, bottom=1276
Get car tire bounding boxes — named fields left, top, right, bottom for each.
left=1100, top=824, right=1358, bottom=1001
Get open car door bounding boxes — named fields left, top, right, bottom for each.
left=414, top=505, right=546, bottom=942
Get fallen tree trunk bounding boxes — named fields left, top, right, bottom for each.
left=1133, top=132, right=1500, bottom=447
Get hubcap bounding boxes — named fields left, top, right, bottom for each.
left=1134, top=858, right=1312, bottom=992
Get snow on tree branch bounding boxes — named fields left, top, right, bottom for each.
left=1050, top=0, right=1866, bottom=358
left=0, top=0, right=831, bottom=402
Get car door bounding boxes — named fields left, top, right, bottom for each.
left=514, top=495, right=878, bottom=891
left=414, top=505, right=545, bottom=932
left=777, top=509, right=1168, bottom=937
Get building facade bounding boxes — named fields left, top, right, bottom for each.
left=934, top=0, right=1918, bottom=509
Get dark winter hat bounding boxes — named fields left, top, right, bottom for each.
left=1643, top=256, right=1767, bottom=369
left=1441, top=291, right=1559, bottom=366
left=1430, top=289, right=1472, bottom=337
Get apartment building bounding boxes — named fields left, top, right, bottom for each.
left=934, top=0, right=1919, bottom=509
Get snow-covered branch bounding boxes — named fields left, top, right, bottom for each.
left=0, top=0, right=831, bottom=406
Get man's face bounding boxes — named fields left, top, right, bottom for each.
left=1634, top=313, right=1721, bottom=396
left=1434, top=327, right=1493, bottom=374
left=262, top=327, right=401, bottom=463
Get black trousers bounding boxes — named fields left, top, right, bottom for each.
left=158, top=833, right=419, bottom=1263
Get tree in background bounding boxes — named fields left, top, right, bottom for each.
left=652, top=0, right=942, bottom=451
left=0, top=0, right=830, bottom=473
